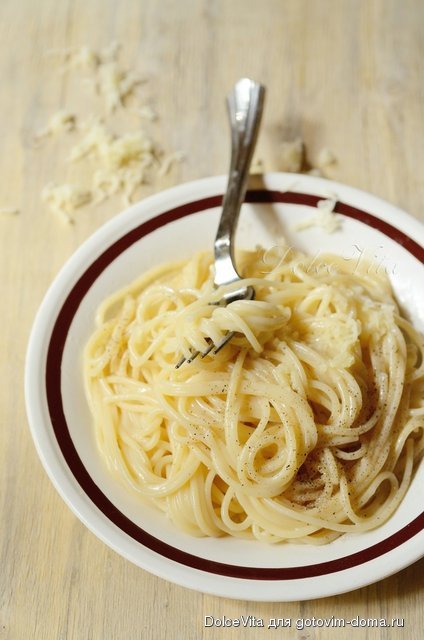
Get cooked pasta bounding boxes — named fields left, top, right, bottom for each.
left=83, top=245, right=424, bottom=543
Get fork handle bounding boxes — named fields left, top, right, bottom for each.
left=213, top=78, right=265, bottom=287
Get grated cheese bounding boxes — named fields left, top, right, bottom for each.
left=279, top=138, right=304, bottom=172
left=0, top=207, right=19, bottom=216
left=36, top=110, right=77, bottom=139
left=133, top=105, right=157, bottom=121
left=278, top=139, right=337, bottom=177
left=316, top=147, right=337, bottom=169
left=48, top=42, right=142, bottom=113
left=92, top=165, right=150, bottom=206
left=304, top=314, right=360, bottom=368
left=69, top=120, right=161, bottom=204
left=41, top=182, right=92, bottom=224
left=95, top=61, right=142, bottom=113
left=49, top=41, right=121, bottom=73
left=158, top=150, right=185, bottom=177
left=293, top=198, right=342, bottom=234
left=69, top=120, right=155, bottom=166
left=39, top=42, right=183, bottom=222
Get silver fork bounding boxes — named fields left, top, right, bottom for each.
left=176, top=78, right=265, bottom=368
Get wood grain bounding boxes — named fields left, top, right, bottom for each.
left=1, top=1, right=423, bottom=638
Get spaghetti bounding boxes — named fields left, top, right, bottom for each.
left=83, top=246, right=424, bottom=543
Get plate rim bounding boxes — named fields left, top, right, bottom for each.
left=25, top=172, right=424, bottom=601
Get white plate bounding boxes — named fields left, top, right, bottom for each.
left=25, top=173, right=424, bottom=601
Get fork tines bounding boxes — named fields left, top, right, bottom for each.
left=175, top=285, right=254, bottom=369
left=175, top=331, right=236, bottom=369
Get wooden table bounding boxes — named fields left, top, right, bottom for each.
left=1, top=1, right=423, bottom=638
